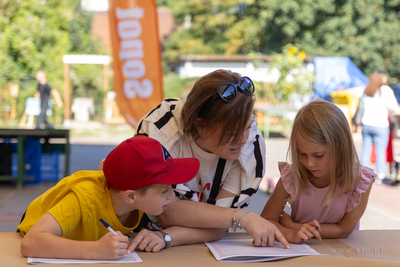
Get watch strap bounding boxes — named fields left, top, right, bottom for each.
left=158, top=229, right=171, bottom=248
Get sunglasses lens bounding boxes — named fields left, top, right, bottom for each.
left=218, top=84, right=237, bottom=102
left=239, top=77, right=254, bottom=94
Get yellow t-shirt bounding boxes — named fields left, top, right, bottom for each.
left=17, top=170, right=143, bottom=241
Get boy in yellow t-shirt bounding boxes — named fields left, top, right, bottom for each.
left=18, top=136, right=200, bottom=260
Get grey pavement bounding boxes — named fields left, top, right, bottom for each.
left=1, top=131, right=399, bottom=233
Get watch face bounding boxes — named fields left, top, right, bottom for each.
left=165, top=234, right=172, bottom=242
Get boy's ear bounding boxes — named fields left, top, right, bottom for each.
left=99, top=159, right=105, bottom=171
left=122, top=190, right=136, bottom=204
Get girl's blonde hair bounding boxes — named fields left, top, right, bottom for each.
left=182, top=69, right=255, bottom=145
left=364, top=70, right=387, bottom=97
left=287, top=99, right=361, bottom=205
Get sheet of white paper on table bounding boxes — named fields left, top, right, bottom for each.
left=27, top=252, right=142, bottom=265
left=205, top=238, right=321, bottom=262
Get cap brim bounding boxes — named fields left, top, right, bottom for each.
left=157, top=158, right=200, bottom=185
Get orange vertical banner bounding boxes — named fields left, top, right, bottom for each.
left=108, top=0, right=163, bottom=128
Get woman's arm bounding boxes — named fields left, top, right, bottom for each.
left=157, top=196, right=290, bottom=248
left=21, top=213, right=129, bottom=260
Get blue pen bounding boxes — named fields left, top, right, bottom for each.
left=100, top=218, right=117, bottom=235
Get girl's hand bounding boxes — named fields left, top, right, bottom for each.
left=126, top=229, right=165, bottom=253
left=95, top=231, right=129, bottom=260
left=290, top=220, right=321, bottom=243
left=279, top=211, right=294, bottom=228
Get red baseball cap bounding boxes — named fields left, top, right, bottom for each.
left=103, top=136, right=200, bottom=190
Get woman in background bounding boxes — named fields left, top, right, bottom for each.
left=360, top=70, right=400, bottom=184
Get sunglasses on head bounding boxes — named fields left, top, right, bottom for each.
left=199, top=76, right=255, bottom=114
left=217, top=76, right=255, bottom=102
left=203, top=76, right=254, bottom=108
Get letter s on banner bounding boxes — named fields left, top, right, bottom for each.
left=108, top=0, right=163, bottom=128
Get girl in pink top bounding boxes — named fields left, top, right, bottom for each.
left=261, top=100, right=376, bottom=244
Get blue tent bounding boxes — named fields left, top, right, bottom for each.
left=312, top=57, right=369, bottom=101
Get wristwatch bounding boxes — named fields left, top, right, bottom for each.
left=158, top=229, right=172, bottom=248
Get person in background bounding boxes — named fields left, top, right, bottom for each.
left=35, top=70, right=63, bottom=129
left=261, top=100, right=375, bottom=243
left=360, top=70, right=400, bottom=184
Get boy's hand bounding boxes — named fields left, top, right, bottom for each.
left=240, top=212, right=291, bottom=249
left=127, top=229, right=165, bottom=253
left=290, top=220, right=321, bottom=243
left=96, top=231, right=129, bottom=260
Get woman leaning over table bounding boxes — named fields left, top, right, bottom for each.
left=132, top=69, right=288, bottom=248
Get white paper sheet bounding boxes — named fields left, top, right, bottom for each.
left=27, top=252, right=142, bottom=265
left=205, top=238, right=321, bottom=262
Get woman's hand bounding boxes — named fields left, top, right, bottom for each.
left=240, top=211, right=291, bottom=249
left=126, top=229, right=165, bottom=253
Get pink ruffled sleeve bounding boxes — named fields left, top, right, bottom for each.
left=346, top=166, right=376, bottom=213
left=278, top=162, right=294, bottom=196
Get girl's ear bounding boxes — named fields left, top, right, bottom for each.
left=122, top=190, right=136, bottom=204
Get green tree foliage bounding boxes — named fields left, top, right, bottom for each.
left=0, top=0, right=107, bottom=124
left=156, top=0, right=170, bottom=7
left=163, top=72, right=197, bottom=99
left=258, top=44, right=314, bottom=104
left=163, top=0, right=400, bottom=79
